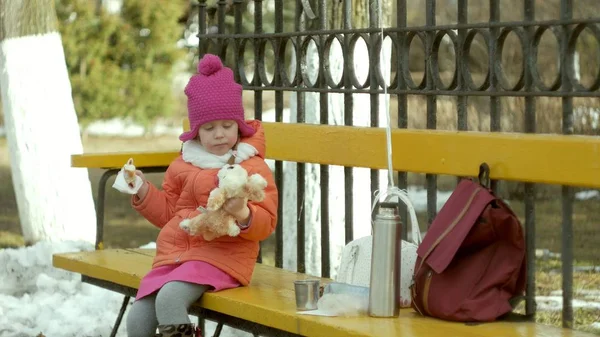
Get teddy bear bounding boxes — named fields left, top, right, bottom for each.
left=179, top=164, right=267, bottom=241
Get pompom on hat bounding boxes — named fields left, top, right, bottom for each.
left=179, top=54, right=255, bottom=142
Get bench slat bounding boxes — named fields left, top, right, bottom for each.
left=52, top=249, right=596, bottom=337
left=72, top=122, right=600, bottom=188
left=71, top=151, right=177, bottom=170
left=264, top=123, right=600, bottom=188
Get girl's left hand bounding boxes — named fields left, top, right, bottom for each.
left=223, top=197, right=250, bottom=225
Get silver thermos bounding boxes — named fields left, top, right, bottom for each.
left=368, top=201, right=402, bottom=317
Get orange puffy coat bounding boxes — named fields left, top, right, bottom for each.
left=131, top=120, right=278, bottom=285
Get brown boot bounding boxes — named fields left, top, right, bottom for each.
left=157, top=324, right=202, bottom=337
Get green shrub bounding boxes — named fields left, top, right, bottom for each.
left=55, top=0, right=188, bottom=126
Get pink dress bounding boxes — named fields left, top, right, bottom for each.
left=135, top=260, right=242, bottom=300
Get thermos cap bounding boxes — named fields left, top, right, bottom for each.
left=376, top=202, right=402, bottom=221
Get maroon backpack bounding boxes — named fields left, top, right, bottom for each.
left=411, top=164, right=526, bottom=322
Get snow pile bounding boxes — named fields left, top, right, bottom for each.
left=0, top=241, right=127, bottom=337
left=0, top=241, right=251, bottom=337
left=575, top=190, right=600, bottom=201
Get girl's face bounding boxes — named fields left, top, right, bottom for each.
left=197, top=119, right=239, bottom=156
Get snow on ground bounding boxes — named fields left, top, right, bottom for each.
left=536, top=296, right=600, bottom=311
left=575, top=190, right=600, bottom=201
left=0, top=241, right=252, bottom=337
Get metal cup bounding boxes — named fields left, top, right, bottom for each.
left=293, top=279, right=320, bottom=311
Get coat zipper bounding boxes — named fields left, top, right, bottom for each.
left=175, top=240, right=189, bottom=263
left=176, top=210, right=195, bottom=263
left=174, top=170, right=202, bottom=264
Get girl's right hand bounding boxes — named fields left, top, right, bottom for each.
left=135, top=170, right=149, bottom=201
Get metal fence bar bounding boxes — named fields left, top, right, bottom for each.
left=217, top=0, right=226, bottom=52
left=425, top=0, right=437, bottom=227
left=206, top=17, right=600, bottom=39
left=396, top=0, right=409, bottom=241
left=523, top=0, right=537, bottom=319
left=369, top=0, right=381, bottom=212
left=456, top=0, right=468, bottom=190
left=295, top=0, right=307, bottom=273
left=489, top=0, right=500, bottom=194
left=254, top=1, right=264, bottom=122
left=343, top=0, right=354, bottom=244
left=233, top=0, right=243, bottom=83
left=274, top=0, right=285, bottom=269
left=254, top=0, right=264, bottom=264
left=560, top=0, right=574, bottom=328
left=456, top=0, right=468, bottom=133
left=198, top=0, right=207, bottom=56
left=227, top=86, right=600, bottom=96
left=318, top=0, right=331, bottom=278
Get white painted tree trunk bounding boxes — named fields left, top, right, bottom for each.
left=284, top=36, right=392, bottom=277
left=0, top=32, right=97, bottom=244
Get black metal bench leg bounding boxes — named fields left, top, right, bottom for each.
left=212, top=322, right=224, bottom=337
left=210, top=321, right=259, bottom=337
left=96, top=169, right=120, bottom=250
left=110, top=295, right=130, bottom=337
left=197, top=317, right=205, bottom=336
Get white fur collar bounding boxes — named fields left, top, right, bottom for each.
left=182, top=140, right=258, bottom=169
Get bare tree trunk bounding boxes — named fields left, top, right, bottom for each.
left=0, top=0, right=57, bottom=39
left=284, top=0, right=393, bottom=277
left=0, top=0, right=97, bottom=244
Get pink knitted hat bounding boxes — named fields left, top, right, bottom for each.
left=179, top=54, right=255, bottom=142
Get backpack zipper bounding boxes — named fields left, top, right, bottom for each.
left=422, top=270, right=433, bottom=316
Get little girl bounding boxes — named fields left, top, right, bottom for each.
left=126, top=54, right=278, bottom=337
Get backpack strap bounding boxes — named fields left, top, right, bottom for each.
left=478, top=162, right=491, bottom=188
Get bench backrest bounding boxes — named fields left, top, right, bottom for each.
left=185, top=119, right=600, bottom=188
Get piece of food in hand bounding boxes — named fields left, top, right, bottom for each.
left=123, top=158, right=136, bottom=188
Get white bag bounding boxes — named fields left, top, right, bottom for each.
left=335, top=188, right=422, bottom=308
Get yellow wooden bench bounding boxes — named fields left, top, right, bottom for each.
left=53, top=121, right=600, bottom=337
left=53, top=248, right=596, bottom=337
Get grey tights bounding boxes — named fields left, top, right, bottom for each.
left=126, top=281, right=209, bottom=337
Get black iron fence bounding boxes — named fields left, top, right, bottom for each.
left=195, top=0, right=600, bottom=329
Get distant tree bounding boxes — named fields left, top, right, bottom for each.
left=55, top=0, right=189, bottom=126
left=0, top=0, right=96, bottom=244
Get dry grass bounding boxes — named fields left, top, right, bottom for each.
left=511, top=258, right=600, bottom=335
